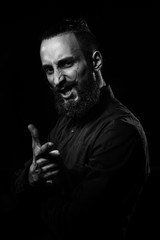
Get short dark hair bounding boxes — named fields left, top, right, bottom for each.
left=40, top=17, right=99, bottom=65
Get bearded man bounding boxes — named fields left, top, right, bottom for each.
left=14, top=18, right=150, bottom=240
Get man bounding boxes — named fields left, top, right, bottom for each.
left=14, top=18, right=150, bottom=240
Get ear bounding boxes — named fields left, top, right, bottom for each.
left=92, top=51, right=103, bottom=71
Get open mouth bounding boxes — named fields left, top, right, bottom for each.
left=61, top=89, right=73, bottom=99
left=60, top=86, right=74, bottom=99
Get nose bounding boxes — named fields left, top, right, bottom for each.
left=48, top=70, right=65, bottom=89
left=54, top=70, right=65, bottom=87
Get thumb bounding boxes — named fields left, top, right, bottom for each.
left=28, top=124, right=41, bottom=155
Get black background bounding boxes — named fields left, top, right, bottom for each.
left=0, top=3, right=158, bottom=239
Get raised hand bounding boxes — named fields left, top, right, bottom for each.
left=27, top=124, right=60, bottom=185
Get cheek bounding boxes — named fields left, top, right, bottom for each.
left=46, top=75, right=56, bottom=88
left=65, top=68, right=78, bottom=82
left=47, top=76, right=52, bottom=84
left=65, top=62, right=90, bottom=83
left=77, top=62, right=91, bottom=82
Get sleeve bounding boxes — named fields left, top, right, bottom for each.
left=39, top=119, right=149, bottom=239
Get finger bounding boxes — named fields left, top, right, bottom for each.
left=41, top=163, right=58, bottom=172
left=38, top=142, right=54, bottom=155
left=49, top=150, right=60, bottom=156
left=46, top=180, right=53, bottom=184
left=43, top=170, right=59, bottom=179
left=28, top=124, right=41, bottom=149
left=36, top=158, right=48, bottom=166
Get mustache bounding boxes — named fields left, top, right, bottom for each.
left=56, top=81, right=77, bottom=93
left=52, top=71, right=78, bottom=93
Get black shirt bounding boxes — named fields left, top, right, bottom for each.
left=14, top=85, right=150, bottom=240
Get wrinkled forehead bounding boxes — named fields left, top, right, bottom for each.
left=40, top=33, right=82, bottom=62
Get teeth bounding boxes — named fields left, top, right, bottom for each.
left=65, top=90, right=71, bottom=96
left=61, top=89, right=73, bottom=98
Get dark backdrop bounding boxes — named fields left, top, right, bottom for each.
left=0, top=4, right=157, bottom=239
left=0, top=6, right=155, bottom=173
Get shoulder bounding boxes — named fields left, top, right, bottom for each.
left=95, top=118, right=143, bottom=149
left=92, top=104, right=148, bottom=156
left=96, top=93, right=145, bottom=138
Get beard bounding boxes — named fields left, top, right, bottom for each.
left=52, top=73, right=101, bottom=119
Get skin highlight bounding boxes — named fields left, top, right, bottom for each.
left=40, top=32, right=105, bottom=118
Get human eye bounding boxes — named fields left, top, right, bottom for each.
left=64, top=59, right=74, bottom=67
left=43, top=65, right=54, bottom=75
left=59, top=57, right=75, bottom=69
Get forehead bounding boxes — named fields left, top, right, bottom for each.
left=40, top=33, right=82, bottom=62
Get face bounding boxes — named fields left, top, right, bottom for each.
left=40, top=33, right=100, bottom=118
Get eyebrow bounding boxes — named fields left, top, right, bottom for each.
left=42, top=56, right=75, bottom=68
left=58, top=56, right=75, bottom=65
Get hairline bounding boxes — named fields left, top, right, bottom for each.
left=40, top=31, right=96, bottom=64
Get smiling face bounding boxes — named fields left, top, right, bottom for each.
left=40, top=32, right=100, bottom=118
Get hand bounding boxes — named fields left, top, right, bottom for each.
left=27, top=124, right=60, bottom=186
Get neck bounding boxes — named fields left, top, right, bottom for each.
left=94, top=70, right=106, bottom=89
